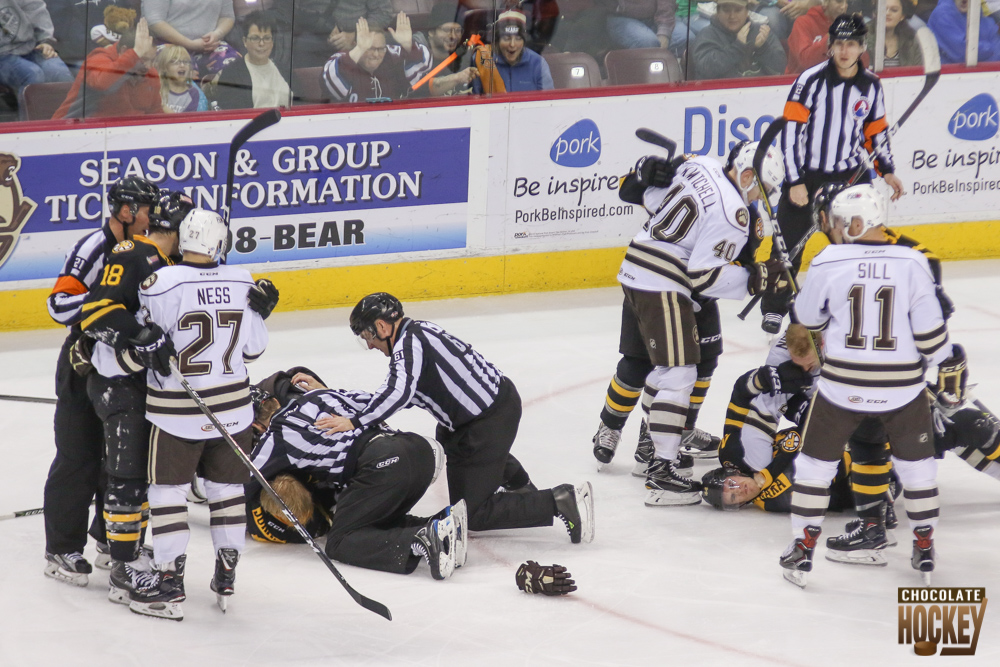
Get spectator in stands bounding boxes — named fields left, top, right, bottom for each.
left=48, top=0, right=136, bottom=76
left=473, top=10, right=553, bottom=94
left=154, top=44, right=207, bottom=111
left=142, top=0, right=239, bottom=78
left=671, top=0, right=713, bottom=56
left=53, top=7, right=161, bottom=118
left=606, top=0, right=678, bottom=51
left=928, top=0, right=1000, bottom=64
left=753, top=0, right=817, bottom=44
left=413, top=1, right=476, bottom=96
left=214, top=10, right=291, bottom=109
left=287, top=1, right=395, bottom=70
left=0, top=0, right=75, bottom=98
left=867, top=0, right=923, bottom=66
left=786, top=0, right=852, bottom=73
left=323, top=13, right=431, bottom=102
left=692, top=0, right=787, bottom=79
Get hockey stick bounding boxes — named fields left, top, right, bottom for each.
left=222, top=109, right=282, bottom=228
left=167, top=360, right=392, bottom=621
left=0, top=394, right=56, bottom=405
left=848, top=27, right=941, bottom=185
left=0, top=506, right=43, bottom=521
left=635, top=128, right=677, bottom=160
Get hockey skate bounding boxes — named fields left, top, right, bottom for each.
left=884, top=501, right=898, bottom=547
left=413, top=515, right=458, bottom=580
left=108, top=548, right=154, bottom=605
left=94, top=542, right=112, bottom=571
left=210, top=548, right=240, bottom=613
left=44, top=551, right=92, bottom=587
left=129, top=556, right=187, bottom=621
left=780, top=526, right=822, bottom=588
left=632, top=421, right=653, bottom=476
left=761, top=313, right=783, bottom=335
left=553, top=481, right=595, bottom=544
left=911, top=526, right=935, bottom=586
left=825, top=518, right=888, bottom=566
left=442, top=499, right=468, bottom=568
left=592, top=422, right=622, bottom=470
left=644, top=458, right=701, bottom=507
left=679, top=427, right=721, bottom=460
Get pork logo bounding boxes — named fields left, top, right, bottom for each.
left=550, top=119, right=601, bottom=168
left=949, top=93, right=999, bottom=141
left=0, top=153, right=37, bottom=271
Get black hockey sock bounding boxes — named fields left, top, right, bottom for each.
left=600, top=374, right=642, bottom=431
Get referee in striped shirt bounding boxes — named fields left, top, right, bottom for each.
left=318, top=293, right=594, bottom=543
left=760, top=13, right=905, bottom=334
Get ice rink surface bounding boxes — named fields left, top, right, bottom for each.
left=1, top=260, right=999, bottom=666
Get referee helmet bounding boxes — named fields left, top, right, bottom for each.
left=829, top=13, right=867, bottom=44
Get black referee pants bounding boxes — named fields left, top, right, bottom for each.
left=762, top=169, right=871, bottom=317
left=325, top=432, right=436, bottom=574
left=437, top=377, right=557, bottom=532
left=43, top=335, right=106, bottom=555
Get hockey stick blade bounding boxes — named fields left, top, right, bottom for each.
left=635, top=128, right=677, bottom=159
left=167, top=360, right=392, bottom=621
left=0, top=506, right=44, bottom=521
left=223, top=109, right=282, bottom=226
left=0, top=394, right=57, bottom=405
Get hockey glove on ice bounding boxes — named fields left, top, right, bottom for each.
left=752, top=360, right=813, bottom=396
left=748, top=258, right=791, bottom=297
left=937, top=344, right=967, bottom=407
left=129, top=324, right=176, bottom=376
left=635, top=155, right=675, bottom=189
left=248, top=279, right=280, bottom=319
left=515, top=561, right=576, bottom=596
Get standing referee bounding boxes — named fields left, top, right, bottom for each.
left=760, top=13, right=905, bottom=334
left=317, top=293, right=594, bottom=543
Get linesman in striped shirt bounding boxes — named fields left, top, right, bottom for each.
left=317, top=293, right=595, bottom=545
left=761, top=13, right=906, bottom=334
left=779, top=184, right=955, bottom=588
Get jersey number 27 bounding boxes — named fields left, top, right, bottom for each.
left=177, top=310, right=245, bottom=375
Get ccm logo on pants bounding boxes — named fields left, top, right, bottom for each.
left=377, top=456, right=400, bottom=469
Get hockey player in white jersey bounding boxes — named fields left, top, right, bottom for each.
left=780, top=184, right=957, bottom=587
left=595, top=142, right=788, bottom=507
left=127, top=209, right=276, bottom=620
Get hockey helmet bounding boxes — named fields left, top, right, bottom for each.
left=726, top=140, right=785, bottom=206
left=148, top=190, right=194, bottom=233
left=829, top=184, right=886, bottom=243
left=828, top=13, right=867, bottom=44
left=811, top=182, right=849, bottom=231
left=700, top=465, right=755, bottom=511
left=179, top=208, right=228, bottom=260
left=349, top=292, right=404, bottom=338
left=107, top=176, right=160, bottom=210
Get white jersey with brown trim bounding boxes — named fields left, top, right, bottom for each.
left=138, top=263, right=269, bottom=439
left=794, top=243, right=950, bottom=412
left=618, top=156, right=754, bottom=300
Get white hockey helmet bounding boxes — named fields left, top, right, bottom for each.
left=726, top=141, right=785, bottom=205
left=179, top=209, right=228, bottom=260
left=829, top=184, right=887, bottom=243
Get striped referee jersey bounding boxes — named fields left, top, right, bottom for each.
left=46, top=225, right=117, bottom=326
left=350, top=318, right=503, bottom=432
left=782, top=60, right=894, bottom=184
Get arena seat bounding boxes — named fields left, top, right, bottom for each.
left=20, top=82, right=73, bottom=121
left=292, top=67, right=327, bottom=105
left=604, top=48, right=683, bottom=86
left=543, top=52, right=602, bottom=89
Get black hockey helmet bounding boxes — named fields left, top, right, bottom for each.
left=700, top=464, right=753, bottom=511
left=148, top=190, right=194, bottom=233
left=812, top=182, right=849, bottom=230
left=349, top=292, right=404, bottom=337
left=107, top=176, right=160, bottom=210
left=828, top=13, right=867, bottom=44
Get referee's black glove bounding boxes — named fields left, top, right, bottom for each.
left=635, top=155, right=675, bottom=188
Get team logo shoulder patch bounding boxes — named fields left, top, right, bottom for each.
left=140, top=273, right=157, bottom=290
left=112, top=240, right=134, bottom=254
left=735, top=207, right=749, bottom=228
left=778, top=431, right=801, bottom=453
left=852, top=98, right=870, bottom=120
left=754, top=217, right=765, bottom=241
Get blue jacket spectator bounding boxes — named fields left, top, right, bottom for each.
left=472, top=11, right=553, bottom=94
left=928, top=0, right=1000, bottom=64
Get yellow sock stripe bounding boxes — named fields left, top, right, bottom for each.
left=694, top=380, right=711, bottom=389
left=988, top=447, right=1000, bottom=461
left=727, top=402, right=750, bottom=415
left=851, top=463, right=892, bottom=475
left=606, top=398, right=637, bottom=413
left=724, top=419, right=747, bottom=428
left=852, top=483, right=890, bottom=495
left=103, top=511, right=144, bottom=522
left=107, top=532, right=142, bottom=541
left=610, top=378, right=642, bottom=398
left=688, top=396, right=705, bottom=404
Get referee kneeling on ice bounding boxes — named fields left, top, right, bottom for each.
left=318, top=293, right=595, bottom=544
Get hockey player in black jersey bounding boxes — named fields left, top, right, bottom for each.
left=42, top=175, right=160, bottom=587
left=318, top=293, right=595, bottom=544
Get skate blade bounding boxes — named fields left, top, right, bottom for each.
left=576, top=481, right=595, bottom=544
left=94, top=553, right=112, bottom=571
left=885, top=531, right=898, bottom=548
left=631, top=462, right=648, bottom=477
left=676, top=467, right=694, bottom=479
left=825, top=549, right=888, bottom=566
left=216, top=594, right=229, bottom=613
left=452, top=499, right=468, bottom=567
left=921, top=571, right=933, bottom=587
left=108, top=585, right=131, bottom=605
left=681, top=447, right=719, bottom=460
left=644, top=490, right=701, bottom=507
left=782, top=568, right=808, bottom=588
left=129, top=600, right=184, bottom=621
left=44, top=564, right=88, bottom=587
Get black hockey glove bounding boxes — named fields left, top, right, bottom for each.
left=747, top=258, right=791, bottom=297
left=937, top=344, right=967, bottom=407
left=515, top=561, right=577, bottom=596
left=752, top=360, right=813, bottom=396
left=68, top=336, right=95, bottom=377
left=129, top=324, right=176, bottom=376
left=784, top=394, right=811, bottom=426
left=248, top=279, right=279, bottom=319
left=935, top=285, right=955, bottom=321
left=635, top=155, right=675, bottom=189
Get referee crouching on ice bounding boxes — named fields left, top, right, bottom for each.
left=760, top=13, right=906, bottom=335
left=317, top=293, right=594, bottom=545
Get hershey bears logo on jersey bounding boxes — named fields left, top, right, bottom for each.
left=140, top=273, right=157, bottom=290
left=112, top=240, right=135, bottom=253
left=755, top=217, right=765, bottom=241
left=735, top=208, right=749, bottom=228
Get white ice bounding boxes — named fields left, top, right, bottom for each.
left=1, top=260, right=999, bottom=666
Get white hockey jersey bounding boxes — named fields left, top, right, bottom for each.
left=794, top=243, right=950, bottom=412
left=138, top=263, right=269, bottom=439
left=618, top=156, right=753, bottom=300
